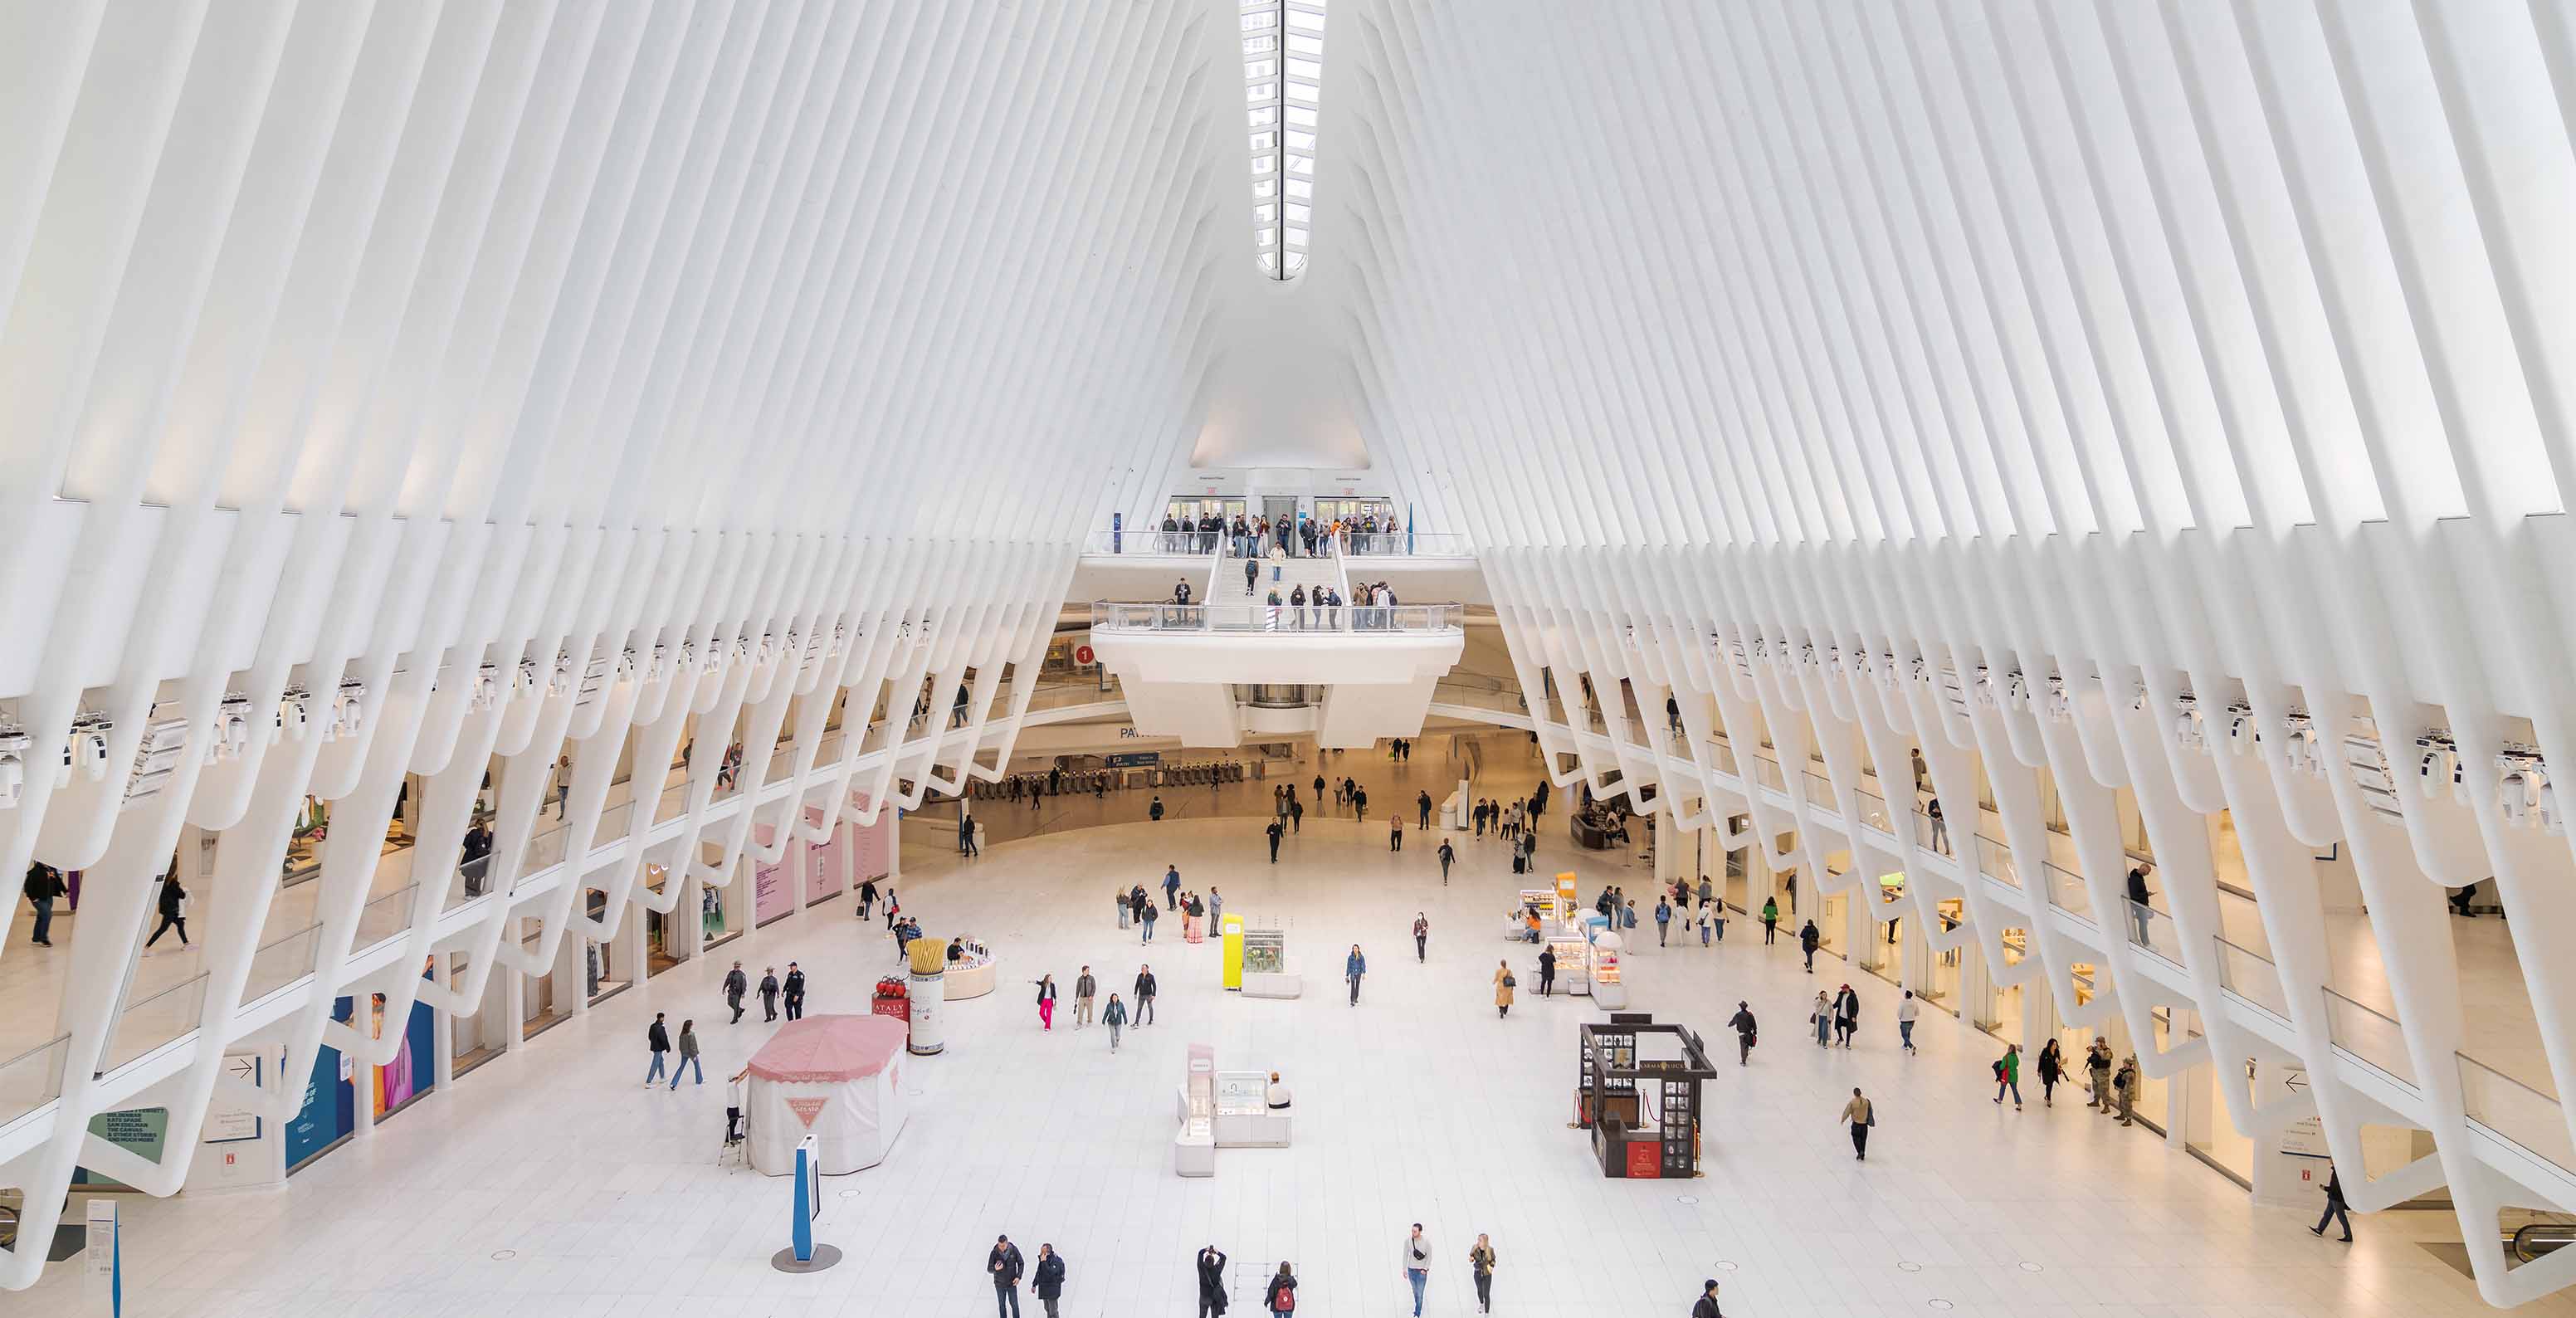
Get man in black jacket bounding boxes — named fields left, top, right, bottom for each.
left=1032, top=1243, right=1067, bottom=1317
left=1726, top=1001, right=1757, bottom=1067
left=783, top=962, right=807, bottom=1021
left=1134, top=964, right=1158, bottom=1026
left=2310, top=1168, right=2353, bottom=1242
left=1195, top=1244, right=1228, bottom=1317
left=645, top=1013, right=671, bottom=1086
left=988, top=1234, right=1026, bottom=1317
left=22, top=863, right=65, bottom=946
left=723, top=961, right=748, bottom=1024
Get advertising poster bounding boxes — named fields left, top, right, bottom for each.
left=806, top=828, right=842, bottom=904
left=754, top=857, right=793, bottom=927
left=71, top=1106, right=169, bottom=1189
left=846, top=793, right=893, bottom=885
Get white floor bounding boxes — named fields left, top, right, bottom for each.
left=19, top=750, right=2551, bottom=1318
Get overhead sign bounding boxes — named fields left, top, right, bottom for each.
left=1105, top=752, right=1161, bottom=768
left=204, top=1054, right=264, bottom=1144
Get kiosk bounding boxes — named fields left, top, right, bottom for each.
left=1212, top=1070, right=1291, bottom=1147
left=1174, top=1044, right=1216, bottom=1177
left=1586, top=930, right=1627, bottom=1009
left=942, top=940, right=997, bottom=1000
left=1575, top=1015, right=1718, bottom=1179
left=1237, top=919, right=1302, bottom=998
left=744, top=1014, right=910, bottom=1176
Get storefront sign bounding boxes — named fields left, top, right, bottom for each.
left=1105, top=752, right=1161, bottom=768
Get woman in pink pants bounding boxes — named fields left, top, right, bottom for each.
left=1035, top=974, right=1057, bottom=1030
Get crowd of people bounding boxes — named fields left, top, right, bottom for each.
left=1154, top=505, right=1407, bottom=559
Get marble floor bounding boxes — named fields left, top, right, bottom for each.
left=8, top=747, right=2550, bottom=1318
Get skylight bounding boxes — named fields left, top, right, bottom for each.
left=1243, top=0, right=1324, bottom=280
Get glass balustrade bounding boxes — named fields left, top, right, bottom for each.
left=2042, top=860, right=2091, bottom=918
left=354, top=883, right=420, bottom=953
left=2457, top=1054, right=2576, bottom=1176
left=1341, top=530, right=1475, bottom=558
left=1856, top=788, right=1891, bottom=831
left=0, top=1035, right=71, bottom=1126
left=1090, top=602, right=1462, bottom=633
left=2324, top=988, right=2417, bottom=1086
left=102, top=974, right=212, bottom=1073
left=1803, top=770, right=1834, bottom=805
left=2125, top=901, right=2192, bottom=968
left=1081, top=529, right=1222, bottom=556
left=245, top=923, right=322, bottom=1003
left=1752, top=754, right=1787, bottom=792
left=2215, top=937, right=2291, bottom=1023
left=1974, top=834, right=2020, bottom=887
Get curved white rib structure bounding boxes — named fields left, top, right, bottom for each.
left=3, top=1, right=2574, bottom=1306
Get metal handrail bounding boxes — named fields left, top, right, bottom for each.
left=1090, top=601, right=1463, bottom=633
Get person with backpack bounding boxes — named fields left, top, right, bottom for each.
left=644, top=1013, right=671, bottom=1086
left=1840, top=1087, right=1875, bottom=1160
left=1798, top=919, right=1821, bottom=973
left=1493, top=959, right=1515, bottom=1018
left=1654, top=897, right=1672, bottom=946
left=1264, top=1262, right=1298, bottom=1315
left=1760, top=896, right=1779, bottom=945
left=1692, top=1278, right=1726, bottom=1318
left=759, top=967, right=780, bottom=1022
left=1993, top=1042, right=2023, bottom=1110
left=1401, top=1225, right=1432, bottom=1316
left=2087, top=1039, right=2115, bottom=1111
left=1726, top=1001, right=1757, bottom=1066
left=1437, top=838, right=1455, bottom=884
left=1833, top=984, right=1860, bottom=1047
left=1150, top=795, right=1165, bottom=822
left=1032, top=1243, right=1067, bottom=1317
left=723, top=960, right=749, bottom=1024
left=1417, top=789, right=1433, bottom=830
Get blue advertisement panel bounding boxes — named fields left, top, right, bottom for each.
left=285, top=998, right=358, bottom=1173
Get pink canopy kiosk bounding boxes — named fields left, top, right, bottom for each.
left=744, top=1014, right=910, bottom=1175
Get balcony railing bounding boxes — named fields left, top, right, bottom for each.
left=1976, top=833, right=2020, bottom=887
left=2042, top=859, right=2091, bottom=919
left=2324, top=988, right=2417, bottom=1086
left=1081, top=529, right=1224, bottom=556
left=2125, top=901, right=2193, bottom=969
left=1090, top=602, right=1462, bottom=633
left=2215, top=937, right=2291, bottom=1023
left=1341, top=530, right=1476, bottom=558
left=2458, top=1053, right=2576, bottom=1176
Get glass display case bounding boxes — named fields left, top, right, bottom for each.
left=1242, top=929, right=1286, bottom=975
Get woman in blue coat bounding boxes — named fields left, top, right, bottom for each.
left=1345, top=945, right=1368, bottom=1006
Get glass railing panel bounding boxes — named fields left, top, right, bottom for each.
left=353, top=883, right=420, bottom=953
left=2324, top=988, right=2417, bottom=1086
left=2041, top=860, right=2090, bottom=917
left=244, top=924, right=321, bottom=1003
left=103, top=973, right=210, bottom=1072
left=1856, top=789, right=1891, bottom=832
left=1705, top=737, right=1737, bottom=776
left=1343, top=531, right=1475, bottom=557
left=1803, top=770, right=1834, bottom=805
left=1081, top=529, right=1223, bottom=555
left=1090, top=601, right=1459, bottom=633
left=1975, top=833, right=2019, bottom=887
left=2457, top=1054, right=2576, bottom=1174
left=2124, top=901, right=2190, bottom=967
left=1753, top=754, right=1787, bottom=792
left=0, top=1034, right=71, bottom=1125
left=2215, top=937, right=2291, bottom=1022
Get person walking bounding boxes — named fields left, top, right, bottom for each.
left=1345, top=945, right=1368, bottom=1005
left=759, top=966, right=780, bottom=1022
left=1468, top=1234, right=1497, bottom=1313
left=1833, top=984, right=1860, bottom=1047
left=723, top=961, right=749, bottom=1024
left=669, top=1020, right=704, bottom=1088
left=2087, top=1039, right=2115, bottom=1111
left=1417, top=789, right=1433, bottom=831
left=1993, top=1042, right=2023, bottom=1109
left=1101, top=994, right=1128, bottom=1052
left=1537, top=945, right=1557, bottom=997
left=1760, top=896, right=1778, bottom=945
left=1840, top=1086, right=1875, bottom=1160
left=1655, top=897, right=1671, bottom=946
left=644, top=1013, right=671, bottom=1086
left=1897, top=989, right=1920, bottom=1054
left=1134, top=965, right=1158, bottom=1025
left=2036, top=1038, right=2065, bottom=1106
left=1073, top=967, right=1096, bottom=1028
left=1195, top=1245, right=1229, bottom=1318
left=1032, top=1243, right=1067, bottom=1318
left=783, top=962, right=807, bottom=1021
left=1726, top=1001, right=1757, bottom=1066
left=2125, top=864, right=2154, bottom=945
left=1034, top=974, right=1057, bottom=1031
left=1141, top=901, right=1158, bottom=944
left=1493, top=959, right=1515, bottom=1018
left=1437, top=838, right=1455, bottom=884
left=988, top=1234, right=1027, bottom=1318
left=145, top=874, right=189, bottom=949
left=1413, top=913, right=1430, bottom=962
left=1266, top=818, right=1283, bottom=862
left=1692, top=1278, right=1726, bottom=1318
left=1926, top=796, right=1948, bottom=854
left=1402, top=1224, right=1432, bottom=1317
left=22, top=864, right=63, bottom=947
left=1164, top=865, right=1183, bottom=910
left=1798, top=919, right=1820, bottom=973
left=1810, top=991, right=1834, bottom=1047
left=1288, top=797, right=1303, bottom=832
left=2310, top=1167, right=2354, bottom=1242
left=1118, top=885, right=1131, bottom=930
left=1264, top=1262, right=1298, bottom=1316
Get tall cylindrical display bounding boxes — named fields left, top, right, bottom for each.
left=905, top=940, right=946, bottom=1055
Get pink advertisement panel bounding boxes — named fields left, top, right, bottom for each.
left=846, top=792, right=894, bottom=884
left=754, top=857, right=793, bottom=926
